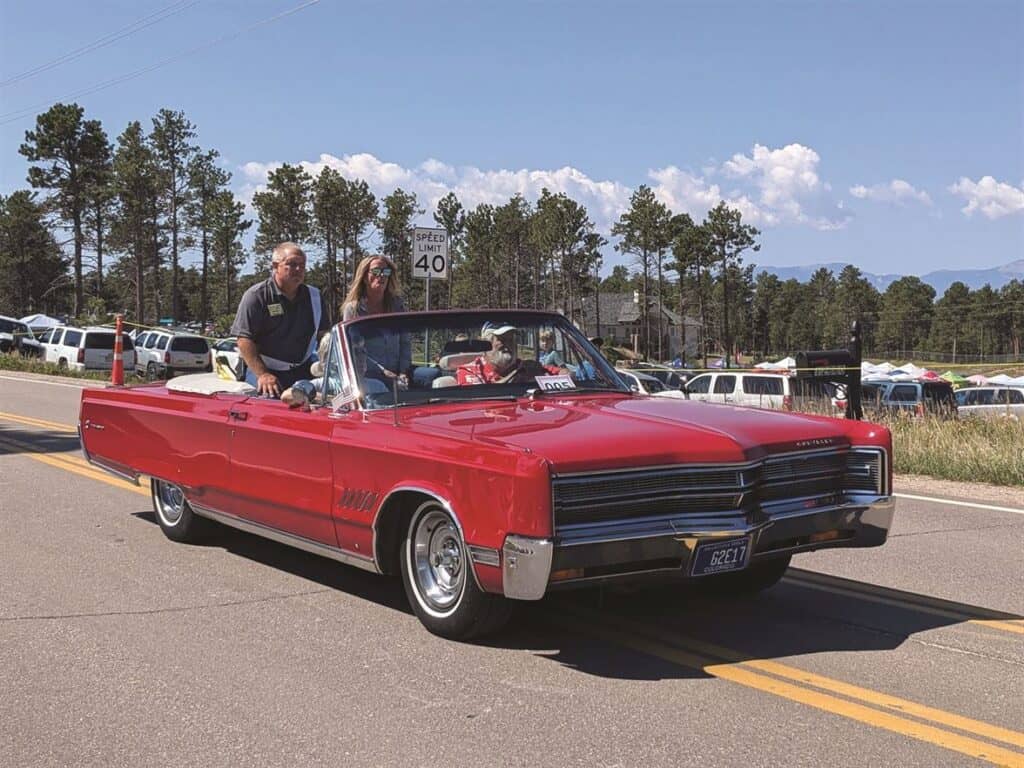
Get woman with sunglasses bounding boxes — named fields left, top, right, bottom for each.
left=342, top=255, right=410, bottom=392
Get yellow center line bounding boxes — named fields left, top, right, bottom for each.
left=552, top=613, right=1024, bottom=767
left=0, top=435, right=149, bottom=498
left=787, top=576, right=1024, bottom=636
left=0, top=410, right=77, bottom=433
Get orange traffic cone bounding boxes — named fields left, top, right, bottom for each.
left=111, top=314, right=124, bottom=386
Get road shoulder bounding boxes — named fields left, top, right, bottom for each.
left=896, top=473, right=1024, bottom=508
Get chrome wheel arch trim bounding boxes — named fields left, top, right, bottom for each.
left=373, top=485, right=487, bottom=591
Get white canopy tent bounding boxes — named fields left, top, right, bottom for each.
left=20, top=314, right=62, bottom=329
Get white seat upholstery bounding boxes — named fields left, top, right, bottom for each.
left=165, top=373, right=256, bottom=395
left=438, top=352, right=480, bottom=370
left=432, top=375, right=458, bottom=388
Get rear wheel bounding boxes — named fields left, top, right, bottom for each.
left=151, top=478, right=210, bottom=543
left=399, top=501, right=511, bottom=640
left=57, top=358, right=67, bottom=370
left=146, top=361, right=157, bottom=381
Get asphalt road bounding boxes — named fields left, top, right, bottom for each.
left=1, top=372, right=1022, bottom=768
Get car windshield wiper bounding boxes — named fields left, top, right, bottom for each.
left=426, top=394, right=518, bottom=405
left=525, top=386, right=625, bottom=398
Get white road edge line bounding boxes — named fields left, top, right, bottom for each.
left=895, top=492, right=1024, bottom=516
left=0, top=374, right=90, bottom=389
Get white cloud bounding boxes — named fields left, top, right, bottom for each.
left=948, top=176, right=1024, bottom=220
left=235, top=142, right=851, bottom=234
left=849, top=179, right=932, bottom=206
left=718, top=143, right=847, bottom=230
left=237, top=151, right=633, bottom=231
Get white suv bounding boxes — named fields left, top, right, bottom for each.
left=37, top=325, right=136, bottom=372
left=684, top=371, right=843, bottom=411
left=134, top=329, right=211, bottom=379
left=685, top=371, right=793, bottom=409
left=955, top=386, right=1024, bottom=419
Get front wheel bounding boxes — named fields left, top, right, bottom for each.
left=151, top=478, right=211, bottom=543
left=399, top=501, right=511, bottom=640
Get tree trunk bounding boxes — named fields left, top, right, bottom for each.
left=200, top=225, right=209, bottom=331
left=72, top=209, right=84, bottom=317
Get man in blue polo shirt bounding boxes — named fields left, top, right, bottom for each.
left=231, top=242, right=329, bottom=397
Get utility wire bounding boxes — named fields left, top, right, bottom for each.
left=0, top=0, right=321, bottom=126
left=0, top=1, right=200, bottom=88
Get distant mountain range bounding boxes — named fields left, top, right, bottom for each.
left=751, top=259, right=1024, bottom=295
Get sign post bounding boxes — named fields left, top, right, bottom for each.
left=411, top=227, right=449, bottom=363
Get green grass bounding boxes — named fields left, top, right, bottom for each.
left=0, top=352, right=141, bottom=383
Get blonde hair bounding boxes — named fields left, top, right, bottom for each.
left=343, top=254, right=402, bottom=313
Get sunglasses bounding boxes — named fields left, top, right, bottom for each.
left=369, top=267, right=393, bottom=277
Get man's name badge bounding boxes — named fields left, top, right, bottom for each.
left=268, top=303, right=284, bottom=316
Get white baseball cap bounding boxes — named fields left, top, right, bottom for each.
left=481, top=321, right=517, bottom=339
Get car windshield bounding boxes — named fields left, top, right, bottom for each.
left=341, top=311, right=628, bottom=410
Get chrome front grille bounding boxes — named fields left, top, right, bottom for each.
left=552, top=448, right=884, bottom=531
left=760, top=450, right=846, bottom=503
left=553, top=465, right=754, bottom=529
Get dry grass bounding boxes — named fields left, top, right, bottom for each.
left=880, top=413, right=1024, bottom=486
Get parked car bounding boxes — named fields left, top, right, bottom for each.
left=79, top=309, right=893, bottom=640
left=955, top=386, right=1024, bottom=418
left=685, top=371, right=794, bottom=409
left=862, top=380, right=958, bottom=418
left=38, top=325, right=135, bottom=372
left=212, top=337, right=245, bottom=380
left=0, top=315, right=42, bottom=357
left=635, top=363, right=688, bottom=390
left=134, top=329, right=211, bottom=379
left=617, top=368, right=687, bottom=399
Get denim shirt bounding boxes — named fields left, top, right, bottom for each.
left=342, top=297, right=411, bottom=376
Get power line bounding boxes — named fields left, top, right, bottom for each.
left=0, top=0, right=321, bottom=126
left=0, top=1, right=200, bottom=89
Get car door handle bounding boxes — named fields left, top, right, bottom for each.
left=229, top=409, right=248, bottom=421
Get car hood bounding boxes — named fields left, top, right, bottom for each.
left=396, top=395, right=851, bottom=473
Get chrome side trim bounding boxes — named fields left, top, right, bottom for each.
left=467, top=545, right=500, bottom=568
left=79, top=426, right=141, bottom=486
left=372, top=485, right=485, bottom=591
left=190, top=501, right=380, bottom=574
left=502, top=535, right=553, bottom=600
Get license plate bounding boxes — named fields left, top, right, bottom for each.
left=690, top=536, right=751, bottom=577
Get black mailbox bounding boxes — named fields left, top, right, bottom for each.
left=794, top=322, right=863, bottom=419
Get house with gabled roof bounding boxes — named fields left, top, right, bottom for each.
left=579, top=291, right=701, bottom=361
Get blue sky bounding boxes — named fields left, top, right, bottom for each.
left=1, top=0, right=1021, bottom=278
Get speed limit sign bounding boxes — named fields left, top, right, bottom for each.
left=411, top=227, right=448, bottom=280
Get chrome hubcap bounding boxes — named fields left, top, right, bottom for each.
left=412, top=509, right=464, bottom=611
left=155, top=480, right=185, bottom=526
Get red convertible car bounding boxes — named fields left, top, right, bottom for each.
left=79, top=310, right=894, bottom=639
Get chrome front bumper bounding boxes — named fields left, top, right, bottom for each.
left=500, top=495, right=894, bottom=600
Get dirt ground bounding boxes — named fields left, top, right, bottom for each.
left=896, top=473, right=1024, bottom=507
